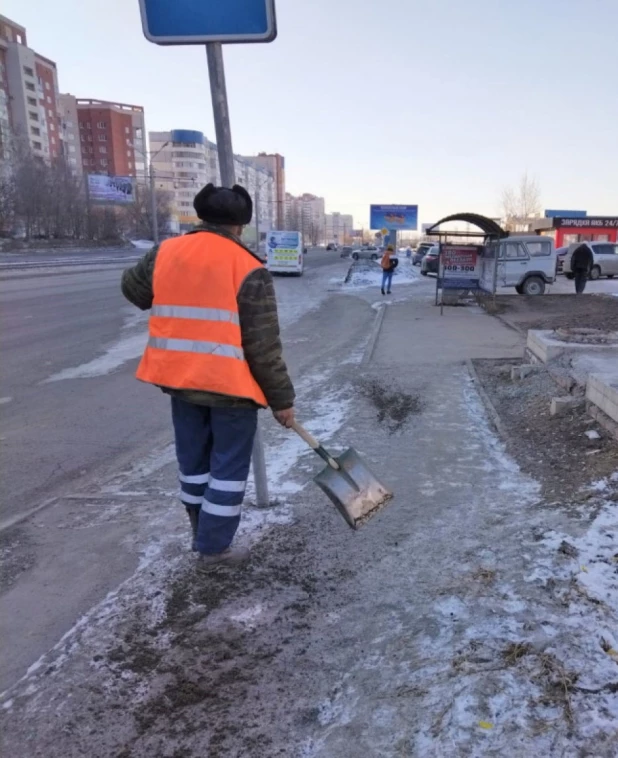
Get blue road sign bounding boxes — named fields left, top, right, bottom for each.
left=139, top=0, right=277, bottom=45
left=545, top=209, right=587, bottom=218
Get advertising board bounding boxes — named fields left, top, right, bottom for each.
left=370, top=205, right=418, bottom=231
left=87, top=174, right=134, bottom=204
left=439, top=244, right=482, bottom=290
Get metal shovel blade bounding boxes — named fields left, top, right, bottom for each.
left=313, top=447, right=393, bottom=529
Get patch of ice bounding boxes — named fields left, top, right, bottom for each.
left=229, top=604, right=263, bottom=627
left=43, top=308, right=148, bottom=382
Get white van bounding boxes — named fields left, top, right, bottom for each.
left=484, top=235, right=556, bottom=295
left=266, top=230, right=304, bottom=276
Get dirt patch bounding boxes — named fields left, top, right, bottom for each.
left=0, top=527, right=37, bottom=592
left=473, top=359, right=618, bottom=500
left=360, top=379, right=421, bottom=433
left=479, top=294, right=618, bottom=333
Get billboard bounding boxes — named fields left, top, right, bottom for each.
left=88, top=174, right=135, bottom=204
left=370, top=205, right=418, bottom=231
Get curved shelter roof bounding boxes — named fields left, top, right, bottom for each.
left=425, top=213, right=507, bottom=238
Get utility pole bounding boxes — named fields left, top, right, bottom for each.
left=149, top=160, right=159, bottom=245
left=206, top=41, right=270, bottom=508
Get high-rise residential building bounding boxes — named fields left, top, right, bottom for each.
left=0, top=14, right=60, bottom=162
left=56, top=93, right=82, bottom=174
left=76, top=99, right=146, bottom=179
left=241, top=152, right=285, bottom=229
left=325, top=212, right=354, bottom=244
left=285, top=192, right=326, bottom=242
left=149, top=129, right=275, bottom=235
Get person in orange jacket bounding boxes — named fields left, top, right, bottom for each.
left=380, top=244, right=399, bottom=295
left=121, top=184, right=295, bottom=573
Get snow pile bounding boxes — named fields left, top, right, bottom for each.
left=130, top=239, right=155, bottom=250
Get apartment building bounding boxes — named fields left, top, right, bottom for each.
left=241, top=152, right=285, bottom=229
left=325, top=212, right=354, bottom=244
left=0, top=14, right=60, bottom=162
left=56, top=93, right=82, bottom=173
left=76, top=99, right=146, bottom=179
left=285, top=192, right=325, bottom=242
left=150, top=129, right=275, bottom=234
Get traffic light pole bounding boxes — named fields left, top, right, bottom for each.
left=206, top=42, right=270, bottom=508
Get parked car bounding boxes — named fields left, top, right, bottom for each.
left=562, top=241, right=618, bottom=280
left=420, top=245, right=440, bottom=275
left=413, top=242, right=435, bottom=266
left=555, top=245, right=569, bottom=274
left=486, top=235, right=557, bottom=295
left=340, top=246, right=354, bottom=258
left=351, top=246, right=380, bottom=261
left=326, top=243, right=338, bottom=251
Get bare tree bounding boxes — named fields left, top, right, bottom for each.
left=501, top=172, right=541, bottom=231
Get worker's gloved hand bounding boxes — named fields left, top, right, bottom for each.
left=273, top=407, right=295, bottom=428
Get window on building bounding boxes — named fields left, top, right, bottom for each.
left=46, top=96, right=52, bottom=104
left=31, top=126, right=40, bottom=136
left=45, top=82, right=50, bottom=90
left=27, top=96, right=36, bottom=106
left=32, top=141, right=42, bottom=150
left=88, top=147, right=94, bottom=154
left=96, top=121, right=106, bottom=128
left=86, top=122, right=91, bottom=129
left=100, top=159, right=108, bottom=166
left=25, top=82, right=35, bottom=92
left=128, top=161, right=132, bottom=169
left=135, top=128, right=143, bottom=139
left=49, top=122, right=55, bottom=131
left=127, top=149, right=131, bottom=157
left=87, top=135, right=92, bottom=142
left=98, top=134, right=107, bottom=142
left=68, top=157, right=77, bottom=166
left=79, top=122, right=84, bottom=129
left=125, top=126, right=130, bottom=134
left=67, top=133, right=74, bottom=141
left=68, top=145, right=75, bottom=153
left=51, top=136, right=55, bottom=145
left=48, top=110, right=54, bottom=119
left=29, top=111, right=38, bottom=121
left=99, top=146, right=107, bottom=154
left=23, top=66, right=34, bottom=77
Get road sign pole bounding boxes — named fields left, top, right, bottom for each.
left=205, top=41, right=270, bottom=508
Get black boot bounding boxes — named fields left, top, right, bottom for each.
left=381, top=288, right=385, bottom=295
left=185, top=507, right=199, bottom=551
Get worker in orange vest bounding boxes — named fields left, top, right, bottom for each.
left=121, top=184, right=295, bottom=572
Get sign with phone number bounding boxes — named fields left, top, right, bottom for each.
left=439, top=245, right=483, bottom=291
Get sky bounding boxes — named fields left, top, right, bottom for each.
left=4, top=0, right=617, bottom=228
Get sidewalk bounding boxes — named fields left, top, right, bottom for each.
left=2, top=288, right=616, bottom=757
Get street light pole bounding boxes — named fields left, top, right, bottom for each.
left=206, top=41, right=270, bottom=509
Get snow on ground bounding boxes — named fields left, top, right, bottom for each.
left=130, top=239, right=155, bottom=250
left=344, top=259, right=420, bottom=290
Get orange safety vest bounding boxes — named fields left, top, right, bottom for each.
left=136, top=231, right=268, bottom=407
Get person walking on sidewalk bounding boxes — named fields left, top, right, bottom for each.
left=121, top=183, right=295, bottom=573
left=570, top=243, right=593, bottom=294
left=380, top=245, right=399, bottom=295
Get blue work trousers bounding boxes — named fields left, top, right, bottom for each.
left=171, top=398, right=257, bottom=555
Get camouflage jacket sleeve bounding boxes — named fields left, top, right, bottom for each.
left=120, top=247, right=158, bottom=310
left=237, top=268, right=295, bottom=411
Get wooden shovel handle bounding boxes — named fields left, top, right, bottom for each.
left=291, top=422, right=340, bottom=470
left=291, top=421, right=321, bottom=449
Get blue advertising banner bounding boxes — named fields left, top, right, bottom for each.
left=139, top=0, right=277, bottom=44
left=370, top=205, right=418, bottom=231
left=545, top=209, right=587, bottom=218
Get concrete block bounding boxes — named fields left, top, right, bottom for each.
left=550, top=396, right=585, bottom=417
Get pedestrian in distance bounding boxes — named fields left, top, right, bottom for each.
left=380, top=244, right=399, bottom=295
left=121, top=183, right=295, bottom=573
left=570, top=242, right=593, bottom=294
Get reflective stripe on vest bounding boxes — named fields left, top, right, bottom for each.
left=151, top=305, right=240, bottom=325
left=147, top=336, right=244, bottom=360
left=136, top=231, right=268, bottom=407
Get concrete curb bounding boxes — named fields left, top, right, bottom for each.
left=466, top=359, right=510, bottom=442
left=361, top=304, right=388, bottom=368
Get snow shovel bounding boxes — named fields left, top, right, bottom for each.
left=292, top=422, right=393, bottom=529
